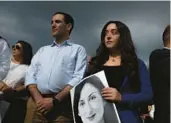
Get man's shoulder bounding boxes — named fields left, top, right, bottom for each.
left=149, top=48, right=170, bottom=66
left=70, top=42, right=83, bottom=47
left=40, top=45, right=52, bottom=49
left=70, top=42, right=86, bottom=50
left=150, top=49, right=162, bottom=59
left=151, top=49, right=162, bottom=54
left=37, top=45, right=52, bottom=52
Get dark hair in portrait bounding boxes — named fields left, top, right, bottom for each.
left=16, top=40, right=33, bottom=65
left=73, top=75, right=119, bottom=123
left=53, top=12, right=74, bottom=34
left=90, top=21, right=140, bottom=92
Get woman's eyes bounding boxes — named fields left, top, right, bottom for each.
left=79, top=95, right=98, bottom=107
left=105, top=30, right=118, bottom=35
left=110, top=30, right=118, bottom=35
left=89, top=95, right=97, bottom=101
left=79, top=101, right=85, bottom=107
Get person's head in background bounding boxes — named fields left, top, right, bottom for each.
left=51, top=12, right=74, bottom=43
left=162, top=25, right=170, bottom=48
left=12, top=40, right=33, bottom=65
left=74, top=75, right=116, bottom=123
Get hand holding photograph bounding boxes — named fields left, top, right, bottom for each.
left=70, top=71, right=121, bottom=123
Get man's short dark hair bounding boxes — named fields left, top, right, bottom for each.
left=162, top=25, right=170, bottom=45
left=53, top=12, right=74, bottom=34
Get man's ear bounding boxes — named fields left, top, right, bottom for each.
left=66, top=23, right=72, bottom=32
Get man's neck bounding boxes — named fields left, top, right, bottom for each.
left=164, top=43, right=170, bottom=49
left=55, top=36, right=69, bottom=44
left=109, top=48, right=121, bottom=58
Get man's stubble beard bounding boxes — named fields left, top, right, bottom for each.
left=54, top=32, right=64, bottom=41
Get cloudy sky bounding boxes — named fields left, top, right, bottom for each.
left=0, top=1, right=170, bottom=66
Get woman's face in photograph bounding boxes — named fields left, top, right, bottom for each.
left=78, top=83, right=104, bottom=123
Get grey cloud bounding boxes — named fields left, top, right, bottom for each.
left=0, top=9, right=35, bottom=43
left=0, top=1, right=169, bottom=66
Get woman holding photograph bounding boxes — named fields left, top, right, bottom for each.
left=87, top=21, right=153, bottom=123
left=73, top=75, right=119, bottom=123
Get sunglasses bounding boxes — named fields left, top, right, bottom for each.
left=12, top=45, right=21, bottom=50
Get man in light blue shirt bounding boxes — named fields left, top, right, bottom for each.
left=24, top=12, right=87, bottom=123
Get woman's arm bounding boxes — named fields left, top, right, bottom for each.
left=1, top=82, right=25, bottom=92
left=121, top=60, right=153, bottom=107
left=1, top=82, right=27, bottom=100
left=0, top=81, right=8, bottom=91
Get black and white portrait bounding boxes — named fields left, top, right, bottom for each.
left=70, top=71, right=121, bottom=123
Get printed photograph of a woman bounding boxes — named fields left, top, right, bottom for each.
left=72, top=74, right=120, bottom=123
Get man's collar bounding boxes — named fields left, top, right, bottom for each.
left=51, top=39, right=72, bottom=47
left=163, top=47, right=171, bottom=50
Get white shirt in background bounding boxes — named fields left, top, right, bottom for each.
left=149, top=105, right=155, bottom=119
left=3, top=61, right=28, bottom=88
left=0, top=61, right=28, bottom=122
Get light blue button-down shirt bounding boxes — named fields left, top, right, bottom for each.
left=25, top=40, right=87, bottom=94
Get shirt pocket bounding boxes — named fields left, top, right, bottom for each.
left=61, top=55, right=76, bottom=73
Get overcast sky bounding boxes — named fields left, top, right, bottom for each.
left=0, top=1, right=170, bottom=66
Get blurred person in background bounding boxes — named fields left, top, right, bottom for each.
left=149, top=25, right=170, bottom=123
left=0, top=40, right=33, bottom=123
left=0, top=36, right=10, bottom=123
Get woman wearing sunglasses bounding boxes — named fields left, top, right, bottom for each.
left=0, top=40, right=33, bottom=123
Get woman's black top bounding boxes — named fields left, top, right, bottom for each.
left=99, top=65, right=125, bottom=91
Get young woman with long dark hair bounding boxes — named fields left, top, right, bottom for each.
left=87, top=21, right=153, bottom=123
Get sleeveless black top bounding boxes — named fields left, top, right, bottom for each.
left=100, top=66, right=125, bottom=91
